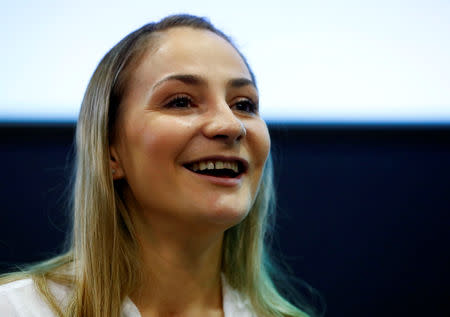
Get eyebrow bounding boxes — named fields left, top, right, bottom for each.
left=152, top=74, right=256, bottom=91
left=228, top=77, right=256, bottom=90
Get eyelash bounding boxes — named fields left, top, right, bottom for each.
left=232, top=98, right=258, bottom=114
left=164, top=95, right=194, bottom=109
left=163, top=95, right=258, bottom=114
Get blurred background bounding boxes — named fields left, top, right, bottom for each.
left=1, top=1, right=449, bottom=316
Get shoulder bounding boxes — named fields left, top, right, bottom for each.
left=222, top=276, right=257, bottom=317
left=0, top=278, right=69, bottom=317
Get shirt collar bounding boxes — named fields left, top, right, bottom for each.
left=121, top=274, right=256, bottom=317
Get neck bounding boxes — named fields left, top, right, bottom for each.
left=129, top=208, right=225, bottom=317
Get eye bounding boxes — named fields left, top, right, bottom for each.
left=164, top=95, right=194, bottom=109
left=232, top=98, right=258, bottom=114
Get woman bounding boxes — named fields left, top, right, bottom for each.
left=0, top=14, right=318, bottom=317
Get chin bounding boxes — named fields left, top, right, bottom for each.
left=202, top=203, right=251, bottom=228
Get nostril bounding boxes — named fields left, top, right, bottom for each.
left=214, top=134, right=228, bottom=139
left=212, top=132, right=244, bottom=143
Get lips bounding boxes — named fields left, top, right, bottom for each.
left=183, top=157, right=248, bottom=178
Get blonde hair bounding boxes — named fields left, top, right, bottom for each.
left=1, top=14, right=318, bottom=317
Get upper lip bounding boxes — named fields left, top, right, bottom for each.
left=182, top=155, right=249, bottom=173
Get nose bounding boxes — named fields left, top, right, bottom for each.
left=202, top=103, right=246, bottom=144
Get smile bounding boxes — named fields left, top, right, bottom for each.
left=184, top=158, right=248, bottom=178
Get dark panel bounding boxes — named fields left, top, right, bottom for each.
left=1, top=123, right=449, bottom=317
left=0, top=124, right=74, bottom=269
left=269, top=124, right=450, bottom=317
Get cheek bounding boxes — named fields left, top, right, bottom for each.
left=248, top=120, right=271, bottom=165
left=127, top=115, right=195, bottom=161
left=246, top=120, right=271, bottom=197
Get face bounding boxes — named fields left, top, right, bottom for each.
left=110, top=27, right=270, bottom=231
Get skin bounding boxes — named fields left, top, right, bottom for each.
left=110, top=27, right=270, bottom=317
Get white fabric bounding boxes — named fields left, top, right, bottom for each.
left=0, top=277, right=256, bottom=316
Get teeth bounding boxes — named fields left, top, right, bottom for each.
left=190, top=160, right=240, bottom=173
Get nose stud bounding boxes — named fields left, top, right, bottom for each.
left=238, top=121, right=247, bottom=139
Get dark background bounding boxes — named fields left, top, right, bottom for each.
left=1, top=123, right=449, bottom=316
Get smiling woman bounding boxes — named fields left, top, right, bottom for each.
left=0, top=15, right=319, bottom=317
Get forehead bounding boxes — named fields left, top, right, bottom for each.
left=129, top=27, right=252, bottom=83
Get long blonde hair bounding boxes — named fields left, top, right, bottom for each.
left=1, top=14, right=318, bottom=317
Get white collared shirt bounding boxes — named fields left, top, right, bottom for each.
left=0, top=277, right=256, bottom=317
